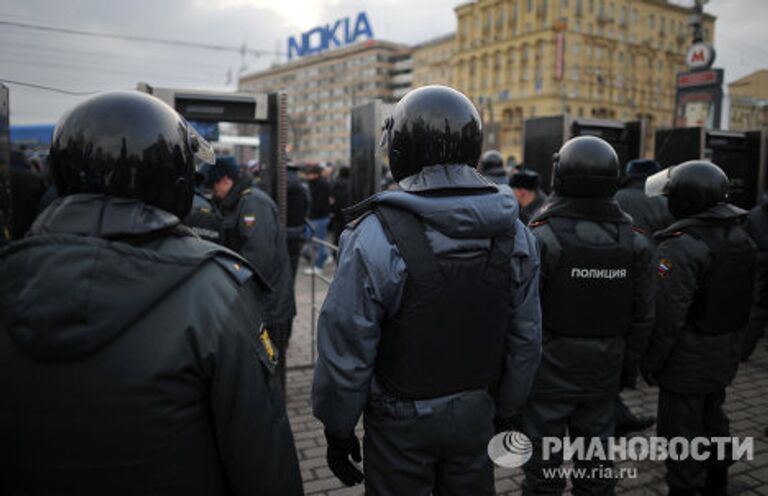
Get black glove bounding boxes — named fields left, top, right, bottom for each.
left=640, top=369, right=658, bottom=387
left=494, top=413, right=523, bottom=434
left=325, top=430, right=364, bottom=486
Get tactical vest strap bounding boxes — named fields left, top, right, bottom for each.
left=483, top=228, right=515, bottom=289
left=374, top=204, right=444, bottom=300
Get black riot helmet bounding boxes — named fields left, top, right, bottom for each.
left=479, top=150, right=504, bottom=173
left=552, top=136, right=619, bottom=198
left=645, top=160, right=729, bottom=219
left=49, top=91, right=215, bottom=218
left=384, top=85, right=482, bottom=182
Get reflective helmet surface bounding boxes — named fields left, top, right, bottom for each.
left=480, top=150, right=504, bottom=172
left=646, top=160, right=729, bottom=219
left=386, top=85, right=482, bottom=182
left=552, top=136, right=619, bottom=198
left=49, top=91, right=214, bottom=218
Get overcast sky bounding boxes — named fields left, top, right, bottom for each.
left=0, top=0, right=766, bottom=125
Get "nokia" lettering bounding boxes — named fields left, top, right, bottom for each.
left=288, top=12, right=374, bottom=60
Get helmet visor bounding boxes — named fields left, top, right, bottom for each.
left=186, top=121, right=216, bottom=166
left=645, top=166, right=674, bottom=198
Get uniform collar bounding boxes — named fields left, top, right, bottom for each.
left=30, top=194, right=179, bottom=239
left=219, top=175, right=252, bottom=211
left=398, top=164, right=498, bottom=193
left=658, top=203, right=747, bottom=236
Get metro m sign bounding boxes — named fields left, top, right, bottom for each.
left=686, top=43, right=715, bottom=70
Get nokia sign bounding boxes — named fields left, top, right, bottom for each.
left=288, top=12, right=374, bottom=60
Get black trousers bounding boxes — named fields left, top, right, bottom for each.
left=657, top=388, right=731, bottom=493
left=521, top=397, right=616, bottom=496
left=363, top=390, right=496, bottom=496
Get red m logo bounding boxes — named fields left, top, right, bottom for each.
left=691, top=50, right=706, bottom=63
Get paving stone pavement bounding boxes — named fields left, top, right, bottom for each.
left=285, top=260, right=768, bottom=495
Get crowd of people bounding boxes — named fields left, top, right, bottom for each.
left=0, top=85, right=766, bottom=496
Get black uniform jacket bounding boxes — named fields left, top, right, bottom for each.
left=0, top=194, right=302, bottom=496
left=219, top=177, right=296, bottom=325
left=528, top=196, right=655, bottom=400
left=643, top=204, right=753, bottom=394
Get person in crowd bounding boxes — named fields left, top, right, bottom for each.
left=523, top=136, right=655, bottom=495
left=642, top=161, right=756, bottom=496
left=204, top=155, right=297, bottom=390
left=0, top=91, right=302, bottom=495
left=313, top=85, right=542, bottom=495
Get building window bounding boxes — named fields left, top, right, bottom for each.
left=527, top=0, right=533, bottom=12
left=573, top=42, right=580, bottom=55
left=572, top=64, right=580, bottom=81
left=649, top=14, right=655, bottom=30
left=589, top=0, right=594, bottom=14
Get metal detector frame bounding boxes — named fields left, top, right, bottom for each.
left=137, top=83, right=288, bottom=224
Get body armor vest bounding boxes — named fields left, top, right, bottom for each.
left=541, top=217, right=634, bottom=337
left=685, top=224, right=756, bottom=335
left=373, top=204, right=513, bottom=400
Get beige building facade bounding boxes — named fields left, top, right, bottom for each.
left=729, top=70, right=768, bottom=132
left=411, top=33, right=456, bottom=88
left=454, top=0, right=715, bottom=160
left=239, top=40, right=410, bottom=164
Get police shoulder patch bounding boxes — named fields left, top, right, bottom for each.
left=657, top=257, right=673, bottom=278
left=242, top=213, right=256, bottom=228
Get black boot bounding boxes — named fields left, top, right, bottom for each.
left=615, top=414, right=656, bottom=437
left=703, top=468, right=728, bottom=496
left=668, top=489, right=698, bottom=496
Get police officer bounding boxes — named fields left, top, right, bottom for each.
left=614, top=159, right=674, bottom=235
left=742, top=193, right=768, bottom=361
left=523, top=136, right=655, bottom=495
left=479, top=149, right=509, bottom=185
left=642, top=161, right=757, bottom=496
left=510, top=168, right=547, bottom=225
left=205, top=155, right=297, bottom=389
left=286, top=161, right=310, bottom=281
left=0, top=91, right=302, bottom=495
left=312, top=85, right=542, bottom=495
left=184, top=175, right=224, bottom=244
left=613, top=158, right=672, bottom=437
